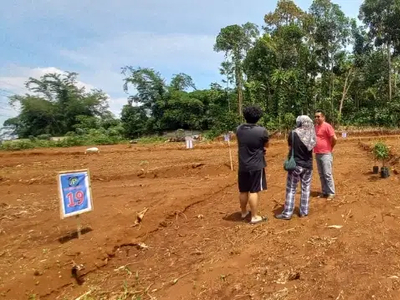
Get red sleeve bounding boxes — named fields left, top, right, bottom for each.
left=326, top=124, right=335, bottom=137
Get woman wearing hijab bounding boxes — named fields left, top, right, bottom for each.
left=275, top=115, right=317, bottom=220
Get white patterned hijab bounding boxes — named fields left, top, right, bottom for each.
left=294, top=115, right=316, bottom=151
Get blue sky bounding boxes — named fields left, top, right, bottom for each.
left=0, top=0, right=363, bottom=126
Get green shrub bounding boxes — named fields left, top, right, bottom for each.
left=135, top=136, right=167, bottom=144
left=34, top=140, right=53, bottom=148
left=65, top=131, right=77, bottom=137
left=1, top=140, right=35, bottom=151
left=56, top=136, right=86, bottom=147
left=37, top=134, right=51, bottom=140
left=107, top=124, right=124, bottom=135
left=373, top=141, right=390, bottom=166
left=203, top=129, right=221, bottom=141
left=0, top=132, right=126, bottom=151
left=91, top=134, right=120, bottom=145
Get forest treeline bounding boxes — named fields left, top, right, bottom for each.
left=4, top=0, right=400, bottom=143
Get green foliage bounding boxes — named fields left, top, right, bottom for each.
left=203, top=130, right=220, bottom=141
left=373, top=141, right=390, bottom=166
left=0, top=132, right=124, bottom=151
left=120, top=68, right=240, bottom=135
left=37, top=134, right=51, bottom=140
left=5, top=0, right=400, bottom=145
left=282, top=113, right=296, bottom=131
left=214, top=22, right=260, bottom=115
left=360, top=0, right=400, bottom=51
left=5, top=72, right=111, bottom=138
left=135, top=136, right=168, bottom=144
left=120, top=104, right=148, bottom=138
left=1, top=140, right=36, bottom=151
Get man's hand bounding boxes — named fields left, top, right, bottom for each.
left=331, top=134, right=337, bottom=150
left=263, top=142, right=269, bottom=154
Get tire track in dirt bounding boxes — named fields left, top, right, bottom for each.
left=56, top=140, right=400, bottom=300
left=35, top=180, right=239, bottom=300
left=3, top=140, right=400, bottom=299
left=0, top=164, right=238, bottom=300
left=0, top=162, right=227, bottom=185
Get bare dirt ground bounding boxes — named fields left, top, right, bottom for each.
left=1, top=137, right=400, bottom=300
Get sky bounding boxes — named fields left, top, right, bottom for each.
left=0, top=0, right=363, bottom=126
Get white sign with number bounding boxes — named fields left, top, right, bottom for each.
left=57, top=169, right=93, bottom=219
left=185, top=136, right=193, bottom=149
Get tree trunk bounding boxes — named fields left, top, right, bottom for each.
left=225, top=79, right=231, bottom=112
left=331, top=72, right=335, bottom=123
left=234, top=51, right=243, bottom=117
left=388, top=42, right=392, bottom=101
left=338, top=68, right=354, bottom=125
left=236, top=66, right=243, bottom=117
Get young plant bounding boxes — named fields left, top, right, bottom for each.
left=373, top=141, right=390, bottom=167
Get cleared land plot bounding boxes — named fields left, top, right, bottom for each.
left=1, top=138, right=400, bottom=300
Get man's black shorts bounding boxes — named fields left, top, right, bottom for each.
left=238, top=168, right=267, bottom=193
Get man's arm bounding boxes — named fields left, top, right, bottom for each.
left=331, top=134, right=337, bottom=149
left=287, top=130, right=292, bottom=152
left=328, top=125, right=337, bottom=149
left=263, top=129, right=269, bottom=154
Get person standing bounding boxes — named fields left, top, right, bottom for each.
left=314, top=110, right=337, bottom=200
left=236, top=106, right=269, bottom=224
left=275, top=115, right=316, bottom=220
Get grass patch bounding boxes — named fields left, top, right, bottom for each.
left=134, top=136, right=168, bottom=144
left=0, top=134, right=128, bottom=151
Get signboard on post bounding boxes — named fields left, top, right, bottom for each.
left=185, top=136, right=194, bottom=149
left=224, top=133, right=234, bottom=171
left=57, top=169, right=93, bottom=219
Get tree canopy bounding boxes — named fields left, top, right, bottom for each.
left=5, top=0, right=400, bottom=141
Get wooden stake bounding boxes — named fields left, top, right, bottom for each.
left=228, top=139, right=233, bottom=171
left=76, top=215, right=81, bottom=239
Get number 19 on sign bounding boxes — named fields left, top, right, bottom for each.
left=57, top=169, right=93, bottom=219
left=66, top=191, right=85, bottom=208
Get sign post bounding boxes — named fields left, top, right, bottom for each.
left=57, top=169, right=93, bottom=238
left=224, top=133, right=234, bottom=171
left=185, top=136, right=194, bottom=149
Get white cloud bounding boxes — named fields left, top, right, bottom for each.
left=60, top=32, right=224, bottom=77
left=0, top=66, right=95, bottom=91
left=0, top=0, right=365, bottom=130
left=55, top=32, right=224, bottom=118
left=108, top=97, right=130, bottom=117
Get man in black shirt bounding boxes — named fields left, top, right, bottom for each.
left=236, top=106, right=269, bottom=224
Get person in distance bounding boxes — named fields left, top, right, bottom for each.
left=235, top=105, right=269, bottom=224
left=275, top=115, right=316, bottom=220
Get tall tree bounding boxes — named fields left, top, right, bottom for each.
left=120, top=101, right=148, bottom=138
left=309, top=0, right=351, bottom=121
left=359, top=0, right=400, bottom=101
left=6, top=72, right=110, bottom=137
left=169, top=73, right=196, bottom=91
left=264, top=0, right=306, bottom=31
left=219, top=59, right=235, bottom=112
left=214, top=22, right=259, bottom=116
